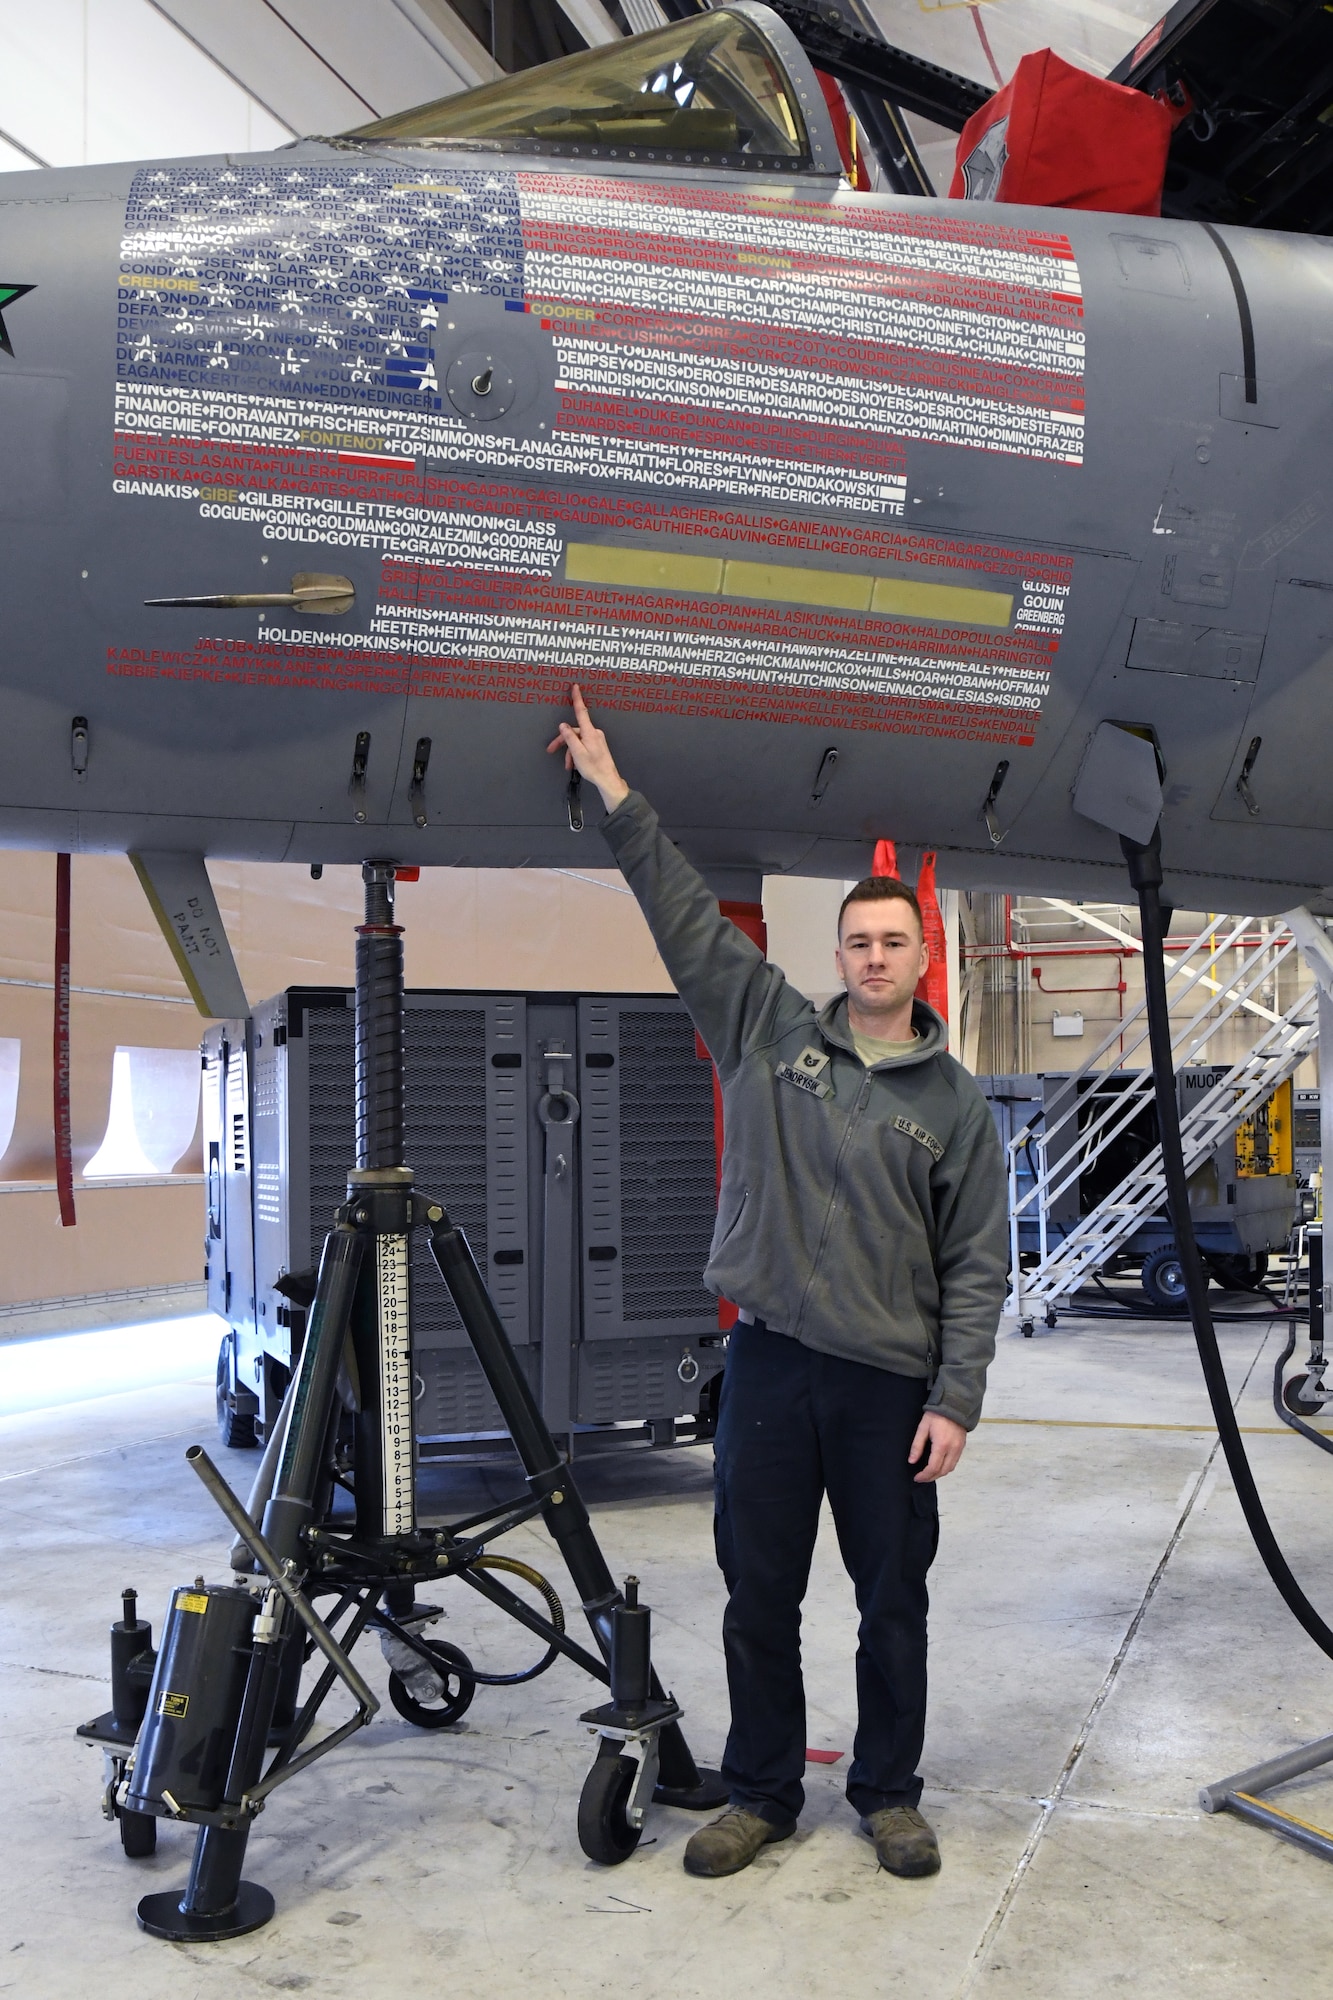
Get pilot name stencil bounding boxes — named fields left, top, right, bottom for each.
left=111, top=163, right=1081, bottom=746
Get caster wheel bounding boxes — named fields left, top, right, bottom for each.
left=1284, top=1372, right=1325, bottom=1417
left=387, top=1640, right=476, bottom=1728
left=577, top=1744, right=642, bottom=1865
left=118, top=1807, right=156, bottom=1858
left=1141, top=1245, right=1193, bottom=1315
left=1021, top=1320, right=1034, bottom=1339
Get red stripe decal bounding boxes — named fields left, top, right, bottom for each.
left=53, top=852, right=76, bottom=1229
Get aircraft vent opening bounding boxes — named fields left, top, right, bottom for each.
left=345, top=9, right=812, bottom=173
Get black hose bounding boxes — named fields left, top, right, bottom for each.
left=1067, top=1303, right=1306, bottom=1324
left=1271, top=1316, right=1333, bottom=1460
left=1076, top=1273, right=1305, bottom=1324
left=456, top=1555, right=566, bottom=1685
left=1123, top=828, right=1333, bottom=1657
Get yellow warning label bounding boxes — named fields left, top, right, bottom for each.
left=158, top=1691, right=189, bottom=1719
left=177, top=1591, right=209, bottom=1614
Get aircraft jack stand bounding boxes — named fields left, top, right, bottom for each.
left=80, top=860, right=724, bottom=1941
left=1200, top=1736, right=1333, bottom=1863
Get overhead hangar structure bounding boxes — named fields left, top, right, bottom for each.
left=2, top=1, right=1333, bottom=917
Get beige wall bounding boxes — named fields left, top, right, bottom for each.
left=0, top=853, right=676, bottom=1181
left=0, top=1182, right=205, bottom=1311
left=210, top=859, right=674, bottom=1003
left=0, top=852, right=681, bottom=1312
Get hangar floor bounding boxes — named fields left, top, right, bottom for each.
left=4, top=1312, right=1332, bottom=1999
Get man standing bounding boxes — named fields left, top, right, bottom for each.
left=550, top=689, right=1008, bottom=1882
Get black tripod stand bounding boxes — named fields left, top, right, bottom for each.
left=81, top=861, right=723, bottom=1941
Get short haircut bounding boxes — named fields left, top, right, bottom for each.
left=838, top=875, right=923, bottom=939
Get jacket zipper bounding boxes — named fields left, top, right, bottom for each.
left=794, top=1067, right=872, bottom=1337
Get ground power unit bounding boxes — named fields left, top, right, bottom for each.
left=205, top=989, right=726, bottom=1459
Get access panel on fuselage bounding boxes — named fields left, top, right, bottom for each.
left=1211, top=579, right=1333, bottom=830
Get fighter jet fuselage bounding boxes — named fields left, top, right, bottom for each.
left=1, top=5, right=1329, bottom=910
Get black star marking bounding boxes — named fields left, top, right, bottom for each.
left=0, top=284, right=35, bottom=356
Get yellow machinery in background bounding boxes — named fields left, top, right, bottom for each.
left=1237, top=1079, right=1294, bottom=1179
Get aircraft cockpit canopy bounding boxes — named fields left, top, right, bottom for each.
left=345, top=8, right=813, bottom=173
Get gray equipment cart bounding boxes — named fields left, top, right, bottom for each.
left=205, top=987, right=726, bottom=1458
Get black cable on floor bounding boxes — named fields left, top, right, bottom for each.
left=1082, top=1270, right=1308, bottom=1324
left=1061, top=1301, right=1307, bottom=1325
left=1271, top=1317, right=1333, bottom=1459
left=1123, top=827, right=1333, bottom=1659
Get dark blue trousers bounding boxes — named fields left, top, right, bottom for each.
left=712, top=1321, right=938, bottom=1825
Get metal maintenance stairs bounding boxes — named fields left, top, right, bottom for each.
left=1005, top=913, right=1323, bottom=1329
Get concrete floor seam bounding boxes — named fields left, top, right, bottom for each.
left=0, top=1427, right=201, bottom=1483
left=954, top=1440, right=1222, bottom=1997
left=0, top=1659, right=109, bottom=1683
left=931, top=1783, right=1198, bottom=1823
left=952, top=1323, right=1272, bottom=1998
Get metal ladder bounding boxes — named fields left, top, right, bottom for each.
left=1005, top=913, right=1320, bottom=1328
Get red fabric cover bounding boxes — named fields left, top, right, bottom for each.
left=871, top=840, right=948, bottom=1026
left=53, top=852, right=75, bottom=1229
left=815, top=69, right=872, bottom=190
left=913, top=852, right=951, bottom=1025
left=949, top=46, right=1171, bottom=216
left=718, top=900, right=768, bottom=953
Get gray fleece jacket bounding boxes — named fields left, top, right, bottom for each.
left=601, top=791, right=1008, bottom=1431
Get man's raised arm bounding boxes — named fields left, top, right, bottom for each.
left=547, top=687, right=800, bottom=1079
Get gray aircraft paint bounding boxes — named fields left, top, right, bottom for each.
left=0, top=22, right=1330, bottom=912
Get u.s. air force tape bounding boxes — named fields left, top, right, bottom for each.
left=893, top=1115, right=944, bottom=1160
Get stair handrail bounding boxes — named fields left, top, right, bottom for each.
left=1008, top=920, right=1296, bottom=1227
left=1007, top=971, right=1319, bottom=1317
left=1015, top=931, right=1301, bottom=1228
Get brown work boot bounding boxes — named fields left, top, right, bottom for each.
left=683, top=1806, right=795, bottom=1878
left=860, top=1805, right=941, bottom=1877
